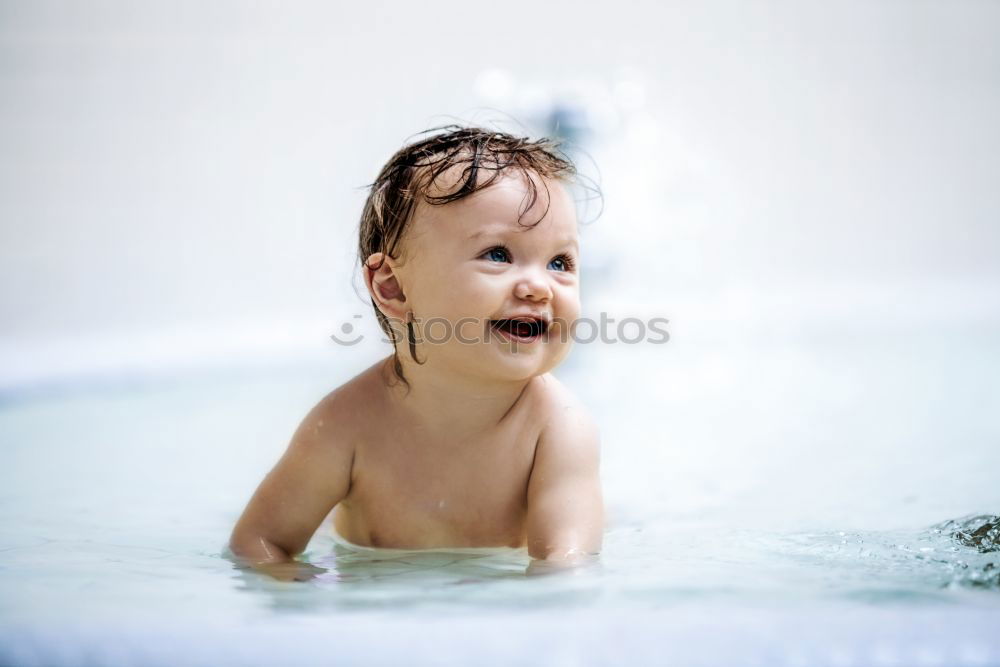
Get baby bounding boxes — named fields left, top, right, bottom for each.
left=228, top=125, right=604, bottom=580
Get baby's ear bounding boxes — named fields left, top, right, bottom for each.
left=364, top=252, right=407, bottom=318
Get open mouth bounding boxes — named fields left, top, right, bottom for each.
left=489, top=318, right=549, bottom=340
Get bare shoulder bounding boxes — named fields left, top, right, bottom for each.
left=531, top=373, right=601, bottom=459
left=535, top=373, right=600, bottom=445
left=297, top=359, right=386, bottom=451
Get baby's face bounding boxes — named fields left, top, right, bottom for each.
left=394, top=169, right=581, bottom=381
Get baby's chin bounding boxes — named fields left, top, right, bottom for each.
left=476, top=347, right=565, bottom=382
left=407, top=337, right=569, bottom=383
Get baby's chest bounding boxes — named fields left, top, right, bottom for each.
left=347, top=434, right=538, bottom=547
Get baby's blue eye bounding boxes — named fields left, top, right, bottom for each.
left=481, top=245, right=576, bottom=272
left=484, top=246, right=510, bottom=263
left=549, top=254, right=576, bottom=272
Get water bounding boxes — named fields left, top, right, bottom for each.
left=1, top=332, right=999, bottom=666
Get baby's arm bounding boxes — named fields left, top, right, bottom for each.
left=525, top=398, right=604, bottom=571
left=228, top=394, right=353, bottom=581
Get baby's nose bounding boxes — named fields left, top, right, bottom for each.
left=514, top=273, right=553, bottom=301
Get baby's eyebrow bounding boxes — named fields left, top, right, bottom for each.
left=467, top=229, right=579, bottom=250
left=466, top=227, right=507, bottom=241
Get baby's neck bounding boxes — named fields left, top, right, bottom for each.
left=380, top=356, right=534, bottom=444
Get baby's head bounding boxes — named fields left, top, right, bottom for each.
left=358, top=125, right=585, bottom=391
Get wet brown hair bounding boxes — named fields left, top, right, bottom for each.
left=356, top=124, right=589, bottom=392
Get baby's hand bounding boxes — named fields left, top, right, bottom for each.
left=254, top=560, right=327, bottom=582
left=525, top=552, right=600, bottom=577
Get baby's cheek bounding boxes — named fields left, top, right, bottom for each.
left=440, top=292, right=491, bottom=333
left=450, top=283, right=494, bottom=313
left=453, top=314, right=487, bottom=343
left=560, top=293, right=582, bottom=321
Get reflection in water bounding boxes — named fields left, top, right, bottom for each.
left=224, top=513, right=1000, bottom=618
left=226, top=532, right=608, bottom=615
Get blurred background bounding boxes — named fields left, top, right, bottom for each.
left=2, top=0, right=999, bottom=575
left=4, top=0, right=998, bottom=384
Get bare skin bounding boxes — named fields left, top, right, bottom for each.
left=229, top=169, right=604, bottom=580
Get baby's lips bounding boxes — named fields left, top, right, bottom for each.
left=489, top=317, right=549, bottom=336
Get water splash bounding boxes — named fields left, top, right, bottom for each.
left=932, top=514, right=1000, bottom=554
left=928, top=514, right=1000, bottom=590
